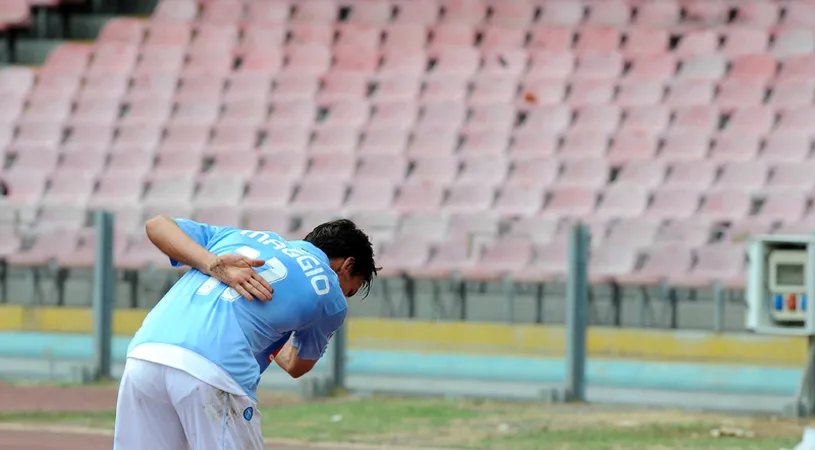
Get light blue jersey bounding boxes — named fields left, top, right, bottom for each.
left=127, top=219, right=347, bottom=401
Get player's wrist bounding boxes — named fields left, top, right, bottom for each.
left=202, top=254, right=221, bottom=276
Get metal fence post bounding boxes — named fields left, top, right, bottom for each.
left=565, top=223, right=589, bottom=402
left=332, top=322, right=347, bottom=391
left=92, top=210, right=115, bottom=381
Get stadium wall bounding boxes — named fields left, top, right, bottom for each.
left=0, top=305, right=804, bottom=367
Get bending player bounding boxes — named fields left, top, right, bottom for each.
left=113, top=216, right=378, bottom=450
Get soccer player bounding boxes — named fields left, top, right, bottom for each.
left=112, top=216, right=378, bottom=450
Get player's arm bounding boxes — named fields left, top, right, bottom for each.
left=145, top=215, right=273, bottom=300
left=273, top=312, right=344, bottom=378
left=272, top=334, right=316, bottom=379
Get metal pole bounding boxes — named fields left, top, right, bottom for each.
left=332, top=322, right=347, bottom=391
left=565, top=223, right=589, bottom=402
left=92, top=210, right=115, bottom=381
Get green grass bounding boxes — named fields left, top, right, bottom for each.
left=0, top=393, right=808, bottom=449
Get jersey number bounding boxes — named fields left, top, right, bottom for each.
left=196, top=246, right=288, bottom=301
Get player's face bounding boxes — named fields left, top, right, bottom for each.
left=332, top=257, right=363, bottom=298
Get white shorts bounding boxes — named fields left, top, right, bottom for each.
left=113, top=358, right=264, bottom=450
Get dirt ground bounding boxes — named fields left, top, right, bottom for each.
left=0, top=382, right=394, bottom=450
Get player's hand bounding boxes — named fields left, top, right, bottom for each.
left=207, top=253, right=274, bottom=301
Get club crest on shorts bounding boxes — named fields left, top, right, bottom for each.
left=243, top=407, right=254, bottom=421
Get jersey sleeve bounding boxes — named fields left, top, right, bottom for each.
left=169, top=219, right=222, bottom=267
left=292, top=308, right=346, bottom=361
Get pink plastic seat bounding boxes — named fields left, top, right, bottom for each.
left=442, top=183, right=494, bottom=214
left=380, top=48, right=427, bottom=78
left=663, top=160, right=717, bottom=191
left=344, top=180, right=396, bottom=214
left=207, top=124, right=258, bottom=154
left=671, top=244, right=746, bottom=288
left=393, top=181, right=444, bottom=213
left=575, top=26, right=621, bottom=55
left=397, top=212, right=448, bottom=242
left=268, top=99, right=317, bottom=127
left=528, top=50, right=574, bottom=80
left=512, top=239, right=570, bottom=283
left=595, top=186, right=649, bottom=220
left=772, top=28, right=815, bottom=60
left=59, top=150, right=107, bottom=176
left=677, top=54, right=726, bottom=81
left=259, top=124, right=311, bottom=154
left=714, top=161, right=768, bottom=192
left=376, top=236, right=432, bottom=277
left=407, top=156, right=458, bottom=184
left=671, top=106, right=719, bottom=134
left=243, top=178, right=295, bottom=209
left=19, top=97, right=72, bottom=124
left=761, top=133, right=810, bottom=163
left=769, top=80, right=815, bottom=110
left=646, top=188, right=701, bottom=220
left=624, top=54, right=677, bottom=83
left=6, top=230, right=81, bottom=268
left=242, top=208, right=292, bottom=238
left=658, top=133, right=710, bottom=162
left=607, top=131, right=658, bottom=164
left=636, top=1, right=679, bottom=26
left=721, top=28, right=769, bottom=58
left=590, top=243, right=640, bottom=283
left=467, top=104, right=515, bottom=133
left=705, top=132, right=758, bottom=160
left=573, top=52, right=624, bottom=81
left=485, top=48, right=531, bottom=79
left=284, top=44, right=332, bottom=76
left=777, top=107, right=815, bottom=135
left=717, top=80, right=767, bottom=110
left=696, top=190, right=752, bottom=222
left=88, top=172, right=144, bottom=208
left=13, top=123, right=64, bottom=152
left=508, top=131, right=558, bottom=160
left=310, top=126, right=359, bottom=154
left=458, top=156, right=508, bottom=186
left=357, top=154, right=408, bottom=181
left=613, top=161, right=666, bottom=189
left=616, top=82, right=665, bottom=107
left=292, top=0, right=337, bottom=22
left=319, top=72, right=369, bottom=103
left=559, top=131, right=608, bottom=160
left=517, top=105, right=571, bottom=135
left=358, top=127, right=410, bottom=155
left=370, top=76, right=421, bottom=104
left=142, top=176, right=196, bottom=207
left=421, top=76, right=469, bottom=104
left=571, top=105, right=620, bottom=134
left=194, top=175, right=245, bottom=206
left=62, top=125, right=114, bottom=154
left=622, top=27, right=668, bottom=58
left=289, top=23, right=333, bottom=46
left=766, top=162, right=815, bottom=192
left=219, top=100, right=267, bottom=127
left=469, top=73, right=518, bottom=106
left=36, top=205, right=87, bottom=234
left=319, top=100, right=371, bottom=128
left=208, top=152, right=258, bottom=178
left=333, top=45, right=380, bottom=75
left=505, top=157, right=560, bottom=187
left=270, top=74, right=321, bottom=103
left=290, top=180, right=345, bottom=212
left=541, top=187, right=597, bottom=218
left=555, top=160, right=608, bottom=189
left=665, top=80, right=715, bottom=108
left=407, top=126, right=459, bottom=156
left=368, top=100, right=418, bottom=129
left=616, top=245, right=694, bottom=286
left=776, top=54, right=815, bottom=83
left=458, top=129, right=510, bottom=157
left=728, top=53, right=778, bottom=83
left=9, top=149, right=59, bottom=174
left=408, top=238, right=476, bottom=280
left=70, top=99, right=121, bottom=127
left=460, top=237, right=534, bottom=282
left=110, top=124, right=162, bottom=154
left=192, top=205, right=243, bottom=228
left=120, top=97, right=173, bottom=126
left=494, top=184, right=545, bottom=216
left=618, top=105, right=669, bottom=135
left=98, top=18, right=145, bottom=44
left=605, top=218, right=661, bottom=248
left=307, top=153, right=356, bottom=181
left=752, top=192, right=808, bottom=224
left=506, top=215, right=559, bottom=244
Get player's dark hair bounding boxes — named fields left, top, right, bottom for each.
left=304, top=219, right=379, bottom=298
